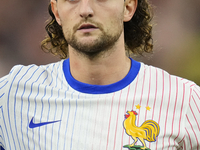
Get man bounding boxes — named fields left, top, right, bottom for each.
left=0, top=0, right=199, bottom=149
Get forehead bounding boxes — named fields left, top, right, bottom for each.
left=54, top=0, right=126, bottom=6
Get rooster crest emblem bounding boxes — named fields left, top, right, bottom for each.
left=123, top=110, right=160, bottom=150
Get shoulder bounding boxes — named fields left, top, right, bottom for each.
left=138, top=62, right=199, bottom=98
left=2, top=60, right=63, bottom=78
left=140, top=62, right=197, bottom=86
left=8, top=61, right=63, bottom=77
left=0, top=60, right=64, bottom=93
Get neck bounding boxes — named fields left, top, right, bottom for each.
left=68, top=36, right=131, bottom=85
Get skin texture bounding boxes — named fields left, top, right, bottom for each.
left=51, top=0, right=137, bottom=85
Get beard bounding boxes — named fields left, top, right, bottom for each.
left=63, top=19, right=123, bottom=58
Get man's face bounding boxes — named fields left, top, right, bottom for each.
left=52, top=0, right=132, bottom=56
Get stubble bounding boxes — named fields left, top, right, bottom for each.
left=63, top=17, right=124, bottom=59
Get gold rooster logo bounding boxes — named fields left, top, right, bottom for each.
left=123, top=110, right=160, bottom=150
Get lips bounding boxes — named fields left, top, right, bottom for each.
left=78, top=24, right=97, bottom=30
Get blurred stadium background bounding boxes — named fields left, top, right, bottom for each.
left=0, top=0, right=200, bottom=85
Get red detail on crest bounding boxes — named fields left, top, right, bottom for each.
left=125, top=114, right=130, bottom=119
left=132, top=110, right=138, bottom=115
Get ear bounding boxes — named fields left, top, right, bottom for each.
left=123, top=0, right=137, bottom=22
left=51, top=0, right=62, bottom=25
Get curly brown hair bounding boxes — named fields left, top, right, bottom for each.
left=41, top=0, right=153, bottom=59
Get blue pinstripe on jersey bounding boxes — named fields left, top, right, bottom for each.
left=51, top=89, right=59, bottom=150
left=44, top=64, right=55, bottom=150
left=8, top=65, right=24, bottom=149
left=50, top=64, right=61, bottom=150
left=0, top=107, right=6, bottom=150
left=0, top=77, right=7, bottom=84
left=70, top=93, right=80, bottom=150
left=86, top=97, right=93, bottom=149
left=27, top=69, right=46, bottom=150
left=57, top=72, right=67, bottom=149
left=28, top=70, right=45, bottom=146
left=34, top=66, right=50, bottom=150
left=32, top=83, right=40, bottom=150
left=76, top=94, right=86, bottom=148
left=0, top=79, right=7, bottom=106
left=0, top=78, right=7, bottom=103
left=57, top=90, right=67, bottom=149
left=13, top=66, right=25, bottom=150
left=20, top=65, right=36, bottom=150
left=32, top=66, right=50, bottom=150
left=38, top=84, right=47, bottom=150
left=44, top=86, right=53, bottom=149
left=0, top=94, right=4, bottom=100
left=63, top=91, right=73, bottom=150
left=0, top=81, right=8, bottom=90
left=25, top=68, right=40, bottom=150
left=0, top=107, right=9, bottom=150
left=0, top=133, right=3, bottom=142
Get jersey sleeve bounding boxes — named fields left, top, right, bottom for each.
left=0, top=73, right=11, bottom=110
left=184, top=84, right=200, bottom=150
left=0, top=65, right=23, bottom=148
left=0, top=75, right=9, bottom=148
left=0, top=65, right=23, bottom=103
left=0, top=75, right=8, bottom=102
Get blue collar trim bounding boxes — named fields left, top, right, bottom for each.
left=63, top=58, right=140, bottom=94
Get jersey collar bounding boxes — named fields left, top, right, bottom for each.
left=63, top=58, right=140, bottom=94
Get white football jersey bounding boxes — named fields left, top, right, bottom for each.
left=0, top=58, right=200, bottom=150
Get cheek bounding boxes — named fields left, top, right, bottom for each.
left=59, top=16, right=74, bottom=33
left=105, top=7, right=124, bottom=24
left=60, top=24, right=72, bottom=41
left=57, top=7, right=76, bottom=26
left=108, top=13, right=124, bottom=29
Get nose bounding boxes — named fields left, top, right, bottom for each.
left=79, top=0, right=94, bottom=18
